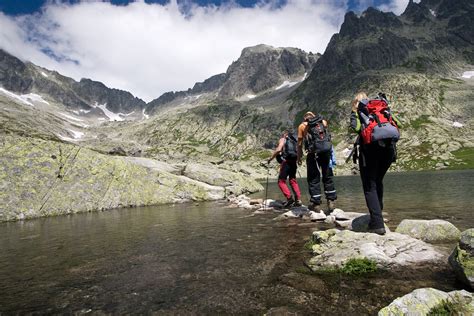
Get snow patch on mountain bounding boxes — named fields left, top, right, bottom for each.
left=59, top=112, right=84, bottom=122
left=461, top=71, right=474, bottom=79
left=275, top=73, right=307, bottom=90
left=94, top=103, right=124, bottom=121
left=23, top=93, right=49, bottom=104
left=142, top=108, right=149, bottom=120
left=0, top=87, right=34, bottom=106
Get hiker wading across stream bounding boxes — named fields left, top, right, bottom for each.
left=350, top=92, right=401, bottom=235
left=268, top=129, right=302, bottom=208
left=297, top=112, right=337, bottom=213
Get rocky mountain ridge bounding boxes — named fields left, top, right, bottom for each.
left=0, top=49, right=146, bottom=115
left=292, top=0, right=473, bottom=113
left=145, top=44, right=318, bottom=113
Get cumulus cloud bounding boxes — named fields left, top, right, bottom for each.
left=378, top=0, right=420, bottom=15
left=0, top=0, right=411, bottom=102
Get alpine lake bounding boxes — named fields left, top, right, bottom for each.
left=1, top=170, right=473, bottom=314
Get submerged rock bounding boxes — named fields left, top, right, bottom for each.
left=448, top=228, right=474, bottom=290
left=395, top=219, right=461, bottom=243
left=378, top=288, right=474, bottom=316
left=308, top=230, right=443, bottom=271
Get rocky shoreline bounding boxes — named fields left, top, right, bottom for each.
left=230, top=194, right=474, bottom=315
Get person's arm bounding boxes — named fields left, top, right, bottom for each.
left=268, top=137, right=285, bottom=163
left=392, top=113, right=402, bottom=129
left=350, top=111, right=361, bottom=133
left=350, top=100, right=362, bottom=133
left=296, top=124, right=306, bottom=165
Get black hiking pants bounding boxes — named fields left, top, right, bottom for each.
left=306, top=152, right=337, bottom=204
left=359, top=143, right=395, bottom=229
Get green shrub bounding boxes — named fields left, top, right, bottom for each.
left=304, top=240, right=315, bottom=251
left=341, top=258, right=377, bottom=276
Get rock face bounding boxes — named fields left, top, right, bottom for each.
left=0, top=134, right=262, bottom=222
left=378, top=288, right=474, bottom=316
left=395, top=219, right=461, bottom=242
left=218, top=44, right=318, bottom=99
left=448, top=228, right=474, bottom=289
left=146, top=73, right=226, bottom=114
left=308, top=229, right=444, bottom=271
left=0, top=49, right=146, bottom=113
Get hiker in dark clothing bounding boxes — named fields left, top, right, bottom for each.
left=350, top=92, right=400, bottom=235
left=268, top=130, right=302, bottom=208
left=297, top=112, right=337, bottom=213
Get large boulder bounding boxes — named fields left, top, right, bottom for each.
left=308, top=230, right=443, bottom=271
left=448, top=228, right=474, bottom=290
left=0, top=134, right=262, bottom=222
left=378, top=288, right=474, bottom=316
left=183, top=162, right=263, bottom=195
left=395, top=219, right=461, bottom=243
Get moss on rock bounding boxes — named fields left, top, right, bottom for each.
left=0, top=134, right=262, bottom=222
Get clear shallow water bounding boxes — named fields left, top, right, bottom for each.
left=259, top=169, right=474, bottom=231
left=0, top=170, right=472, bottom=314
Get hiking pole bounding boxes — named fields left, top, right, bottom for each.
left=345, top=135, right=360, bottom=163
left=264, top=165, right=270, bottom=211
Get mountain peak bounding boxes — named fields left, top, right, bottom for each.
left=402, top=0, right=434, bottom=23
left=218, top=45, right=317, bottom=99
left=339, top=7, right=402, bottom=38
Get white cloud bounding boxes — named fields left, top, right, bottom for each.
left=0, top=0, right=410, bottom=102
left=378, top=0, right=420, bottom=15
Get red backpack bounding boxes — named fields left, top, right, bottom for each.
left=359, top=99, right=400, bottom=145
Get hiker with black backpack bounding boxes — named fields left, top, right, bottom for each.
left=350, top=92, right=401, bottom=235
left=267, top=129, right=302, bottom=208
left=297, top=112, right=337, bottom=213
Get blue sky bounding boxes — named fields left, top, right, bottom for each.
left=0, top=0, right=413, bottom=100
left=0, top=0, right=403, bottom=16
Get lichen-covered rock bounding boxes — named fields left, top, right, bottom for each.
left=448, top=229, right=474, bottom=290
left=395, top=219, right=461, bottom=243
left=308, top=230, right=443, bottom=271
left=378, top=288, right=474, bottom=316
left=183, top=162, right=263, bottom=195
left=0, top=135, right=262, bottom=222
left=460, top=228, right=474, bottom=255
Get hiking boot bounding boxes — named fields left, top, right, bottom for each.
left=283, top=197, right=295, bottom=208
left=368, top=227, right=386, bottom=235
left=326, top=199, right=336, bottom=215
left=308, top=202, right=321, bottom=212
left=294, top=199, right=303, bottom=207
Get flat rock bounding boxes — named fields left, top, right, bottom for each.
left=308, top=230, right=444, bottom=271
left=395, top=219, right=461, bottom=243
left=378, top=288, right=474, bottom=316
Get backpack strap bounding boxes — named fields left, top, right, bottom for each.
left=372, top=114, right=382, bottom=127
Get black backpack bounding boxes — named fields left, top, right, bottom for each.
left=283, top=133, right=298, bottom=160
left=305, top=115, right=332, bottom=154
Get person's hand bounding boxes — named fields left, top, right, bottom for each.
left=297, top=158, right=302, bottom=166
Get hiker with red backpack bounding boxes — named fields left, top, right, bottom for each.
left=350, top=92, right=401, bottom=235
left=268, top=129, right=302, bottom=208
left=297, top=112, right=337, bottom=213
